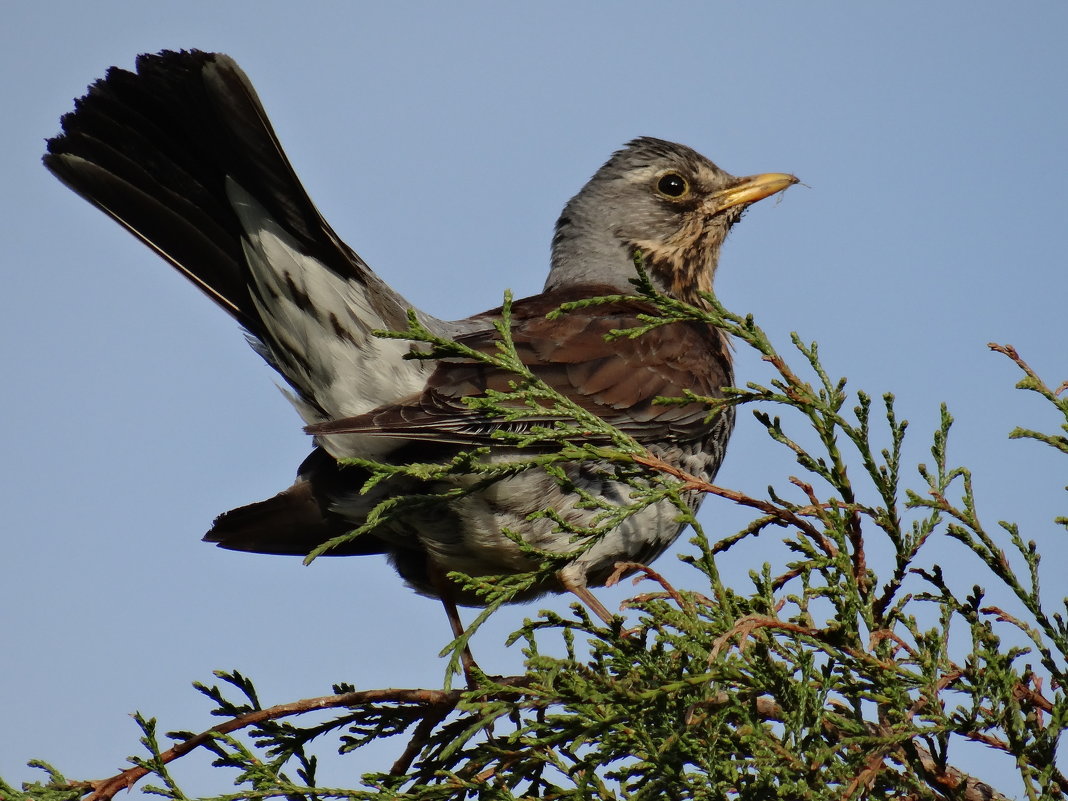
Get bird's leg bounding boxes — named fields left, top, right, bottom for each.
left=428, top=563, right=481, bottom=689
left=558, top=572, right=618, bottom=627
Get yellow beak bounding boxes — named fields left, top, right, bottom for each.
left=705, top=172, right=798, bottom=214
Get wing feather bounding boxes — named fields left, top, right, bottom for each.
left=308, top=287, right=732, bottom=446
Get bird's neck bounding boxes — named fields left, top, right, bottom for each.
left=546, top=209, right=637, bottom=294
left=546, top=212, right=718, bottom=308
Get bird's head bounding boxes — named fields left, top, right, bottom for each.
left=547, top=137, right=796, bottom=305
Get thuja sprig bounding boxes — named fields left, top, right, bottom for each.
left=9, top=263, right=1068, bottom=801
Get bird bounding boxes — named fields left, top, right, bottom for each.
left=44, top=49, right=796, bottom=648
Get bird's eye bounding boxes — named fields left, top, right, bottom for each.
left=656, top=172, right=689, bottom=198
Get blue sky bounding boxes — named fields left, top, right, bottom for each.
left=3, top=1, right=1066, bottom=794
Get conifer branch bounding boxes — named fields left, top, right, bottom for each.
left=7, top=278, right=1067, bottom=801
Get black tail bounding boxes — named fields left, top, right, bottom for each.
left=43, top=50, right=436, bottom=430
left=43, top=50, right=370, bottom=341
left=204, top=447, right=385, bottom=557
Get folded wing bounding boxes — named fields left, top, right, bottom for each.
left=308, top=287, right=733, bottom=447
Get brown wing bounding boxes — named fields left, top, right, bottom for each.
left=306, top=284, right=733, bottom=445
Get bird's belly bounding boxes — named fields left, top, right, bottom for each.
left=332, top=430, right=725, bottom=607
left=451, top=476, right=687, bottom=574
left=396, top=451, right=708, bottom=604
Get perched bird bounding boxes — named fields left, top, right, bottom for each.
left=44, top=50, right=796, bottom=640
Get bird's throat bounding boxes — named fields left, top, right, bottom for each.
left=629, top=234, right=720, bottom=309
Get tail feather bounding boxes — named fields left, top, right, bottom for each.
left=204, top=484, right=384, bottom=557
left=43, top=50, right=438, bottom=443
left=43, top=50, right=415, bottom=323
left=45, top=51, right=278, bottom=333
left=204, top=448, right=386, bottom=557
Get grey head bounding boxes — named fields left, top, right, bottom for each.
left=546, top=136, right=796, bottom=305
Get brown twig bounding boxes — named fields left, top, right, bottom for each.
left=624, top=590, right=723, bottom=610
left=870, top=627, right=919, bottom=658
left=905, top=669, right=963, bottom=721
left=761, top=351, right=816, bottom=406
left=989, top=343, right=1068, bottom=404
left=710, top=513, right=784, bottom=553
left=72, top=683, right=527, bottom=801
left=788, top=476, right=840, bottom=557
left=847, top=502, right=870, bottom=597
left=607, top=561, right=688, bottom=611
left=389, top=702, right=455, bottom=776
left=633, top=452, right=827, bottom=543
left=841, top=734, right=891, bottom=800
left=771, top=564, right=806, bottom=590
left=709, top=614, right=822, bottom=660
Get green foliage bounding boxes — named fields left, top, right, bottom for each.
left=4, top=270, right=1065, bottom=801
